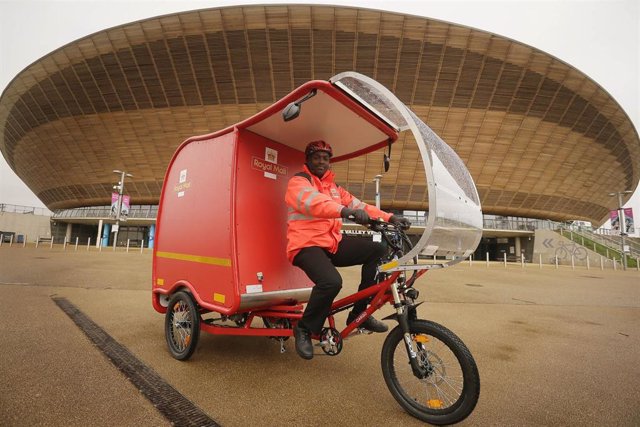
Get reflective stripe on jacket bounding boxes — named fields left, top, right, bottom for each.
left=285, top=165, right=393, bottom=262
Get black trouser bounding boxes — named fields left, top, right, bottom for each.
left=292, top=236, right=386, bottom=334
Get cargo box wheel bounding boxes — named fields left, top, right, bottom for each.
left=165, top=291, right=200, bottom=360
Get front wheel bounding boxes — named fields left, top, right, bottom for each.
left=381, top=320, right=480, bottom=425
left=165, top=291, right=200, bottom=360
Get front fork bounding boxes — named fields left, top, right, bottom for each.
left=390, top=282, right=428, bottom=379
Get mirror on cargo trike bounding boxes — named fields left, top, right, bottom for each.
left=282, top=89, right=318, bottom=122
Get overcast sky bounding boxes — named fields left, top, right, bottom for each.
left=1, top=0, right=638, bottom=228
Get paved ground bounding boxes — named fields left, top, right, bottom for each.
left=0, top=245, right=638, bottom=426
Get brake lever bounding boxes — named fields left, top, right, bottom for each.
left=367, top=218, right=386, bottom=232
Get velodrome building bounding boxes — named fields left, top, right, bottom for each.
left=1, top=5, right=638, bottom=256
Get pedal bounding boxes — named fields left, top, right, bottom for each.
left=278, top=338, right=286, bottom=354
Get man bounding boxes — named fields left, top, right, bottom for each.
left=285, top=140, right=411, bottom=360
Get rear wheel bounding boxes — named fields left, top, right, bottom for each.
left=165, top=291, right=200, bottom=360
left=381, top=319, right=480, bottom=425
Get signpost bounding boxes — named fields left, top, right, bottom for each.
left=112, top=170, right=133, bottom=249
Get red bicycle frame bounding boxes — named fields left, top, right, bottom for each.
left=199, top=269, right=428, bottom=338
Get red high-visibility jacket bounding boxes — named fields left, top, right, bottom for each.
left=285, top=165, right=393, bottom=262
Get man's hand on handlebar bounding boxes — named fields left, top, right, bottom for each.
left=390, top=215, right=411, bottom=230
left=341, top=208, right=370, bottom=225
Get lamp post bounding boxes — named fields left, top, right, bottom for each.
left=608, top=190, right=633, bottom=270
left=373, top=174, right=383, bottom=209
left=113, top=169, right=133, bottom=248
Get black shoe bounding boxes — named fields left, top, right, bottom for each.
left=293, top=324, right=314, bottom=360
left=347, top=312, right=388, bottom=333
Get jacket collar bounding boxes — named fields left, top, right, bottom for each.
left=303, top=164, right=334, bottom=184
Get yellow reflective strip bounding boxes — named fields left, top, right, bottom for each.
left=156, top=278, right=165, bottom=286
left=288, top=213, right=315, bottom=221
left=156, top=251, right=232, bottom=267
left=214, top=293, right=226, bottom=303
left=380, top=260, right=398, bottom=271
left=296, top=188, right=314, bottom=213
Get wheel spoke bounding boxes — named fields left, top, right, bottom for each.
left=392, top=333, right=463, bottom=410
left=164, top=292, right=201, bottom=361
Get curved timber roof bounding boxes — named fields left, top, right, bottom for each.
left=1, top=5, right=638, bottom=224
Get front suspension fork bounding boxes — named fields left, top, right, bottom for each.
left=391, top=282, right=427, bottom=379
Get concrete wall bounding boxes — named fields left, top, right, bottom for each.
left=533, top=229, right=601, bottom=266
left=0, top=211, right=51, bottom=242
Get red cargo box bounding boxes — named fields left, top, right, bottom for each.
left=152, top=80, right=398, bottom=315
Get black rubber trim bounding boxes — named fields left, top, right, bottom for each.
left=53, top=297, right=220, bottom=427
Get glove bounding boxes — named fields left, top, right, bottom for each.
left=341, top=208, right=370, bottom=225
left=389, top=215, right=411, bottom=229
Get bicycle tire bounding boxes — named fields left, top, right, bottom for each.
left=165, top=291, right=201, bottom=360
left=381, top=319, right=480, bottom=425
left=555, top=247, right=568, bottom=260
left=573, top=246, right=588, bottom=261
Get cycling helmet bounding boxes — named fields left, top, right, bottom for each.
left=305, top=140, right=333, bottom=158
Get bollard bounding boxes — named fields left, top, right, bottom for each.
left=63, top=237, right=67, bottom=251
left=126, top=239, right=130, bottom=253
left=555, top=256, right=558, bottom=269
left=586, top=257, right=590, bottom=270
left=36, top=238, right=39, bottom=249
left=75, top=237, right=79, bottom=251
left=23, top=235, right=27, bottom=248
left=50, top=237, right=54, bottom=249
left=571, top=254, right=575, bottom=270
left=613, top=259, right=617, bottom=270
left=140, top=240, right=145, bottom=254
left=9, top=235, right=14, bottom=247
left=433, top=254, right=436, bottom=263
left=87, top=237, right=91, bottom=251
left=600, top=256, right=604, bottom=270
left=503, top=253, right=507, bottom=268
left=0, top=234, right=3, bottom=247
left=469, top=253, right=472, bottom=267
left=486, top=252, right=489, bottom=268
left=521, top=253, right=524, bottom=268
left=539, top=253, right=542, bottom=269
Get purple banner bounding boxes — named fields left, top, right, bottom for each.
left=121, top=195, right=130, bottom=217
left=610, top=208, right=634, bottom=233
left=111, top=192, right=119, bottom=217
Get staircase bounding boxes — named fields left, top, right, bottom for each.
left=557, top=227, right=639, bottom=269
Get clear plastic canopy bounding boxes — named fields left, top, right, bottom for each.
left=331, top=72, right=483, bottom=270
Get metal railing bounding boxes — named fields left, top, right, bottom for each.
left=0, top=203, right=51, bottom=216
left=53, top=205, right=158, bottom=220
left=399, top=212, right=560, bottom=232
left=482, top=217, right=557, bottom=232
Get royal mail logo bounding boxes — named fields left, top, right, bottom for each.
left=252, top=156, right=288, bottom=176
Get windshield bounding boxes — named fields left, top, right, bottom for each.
left=331, top=72, right=483, bottom=269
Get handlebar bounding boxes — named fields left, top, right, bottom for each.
left=345, top=215, right=411, bottom=231
left=368, top=217, right=411, bottom=231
